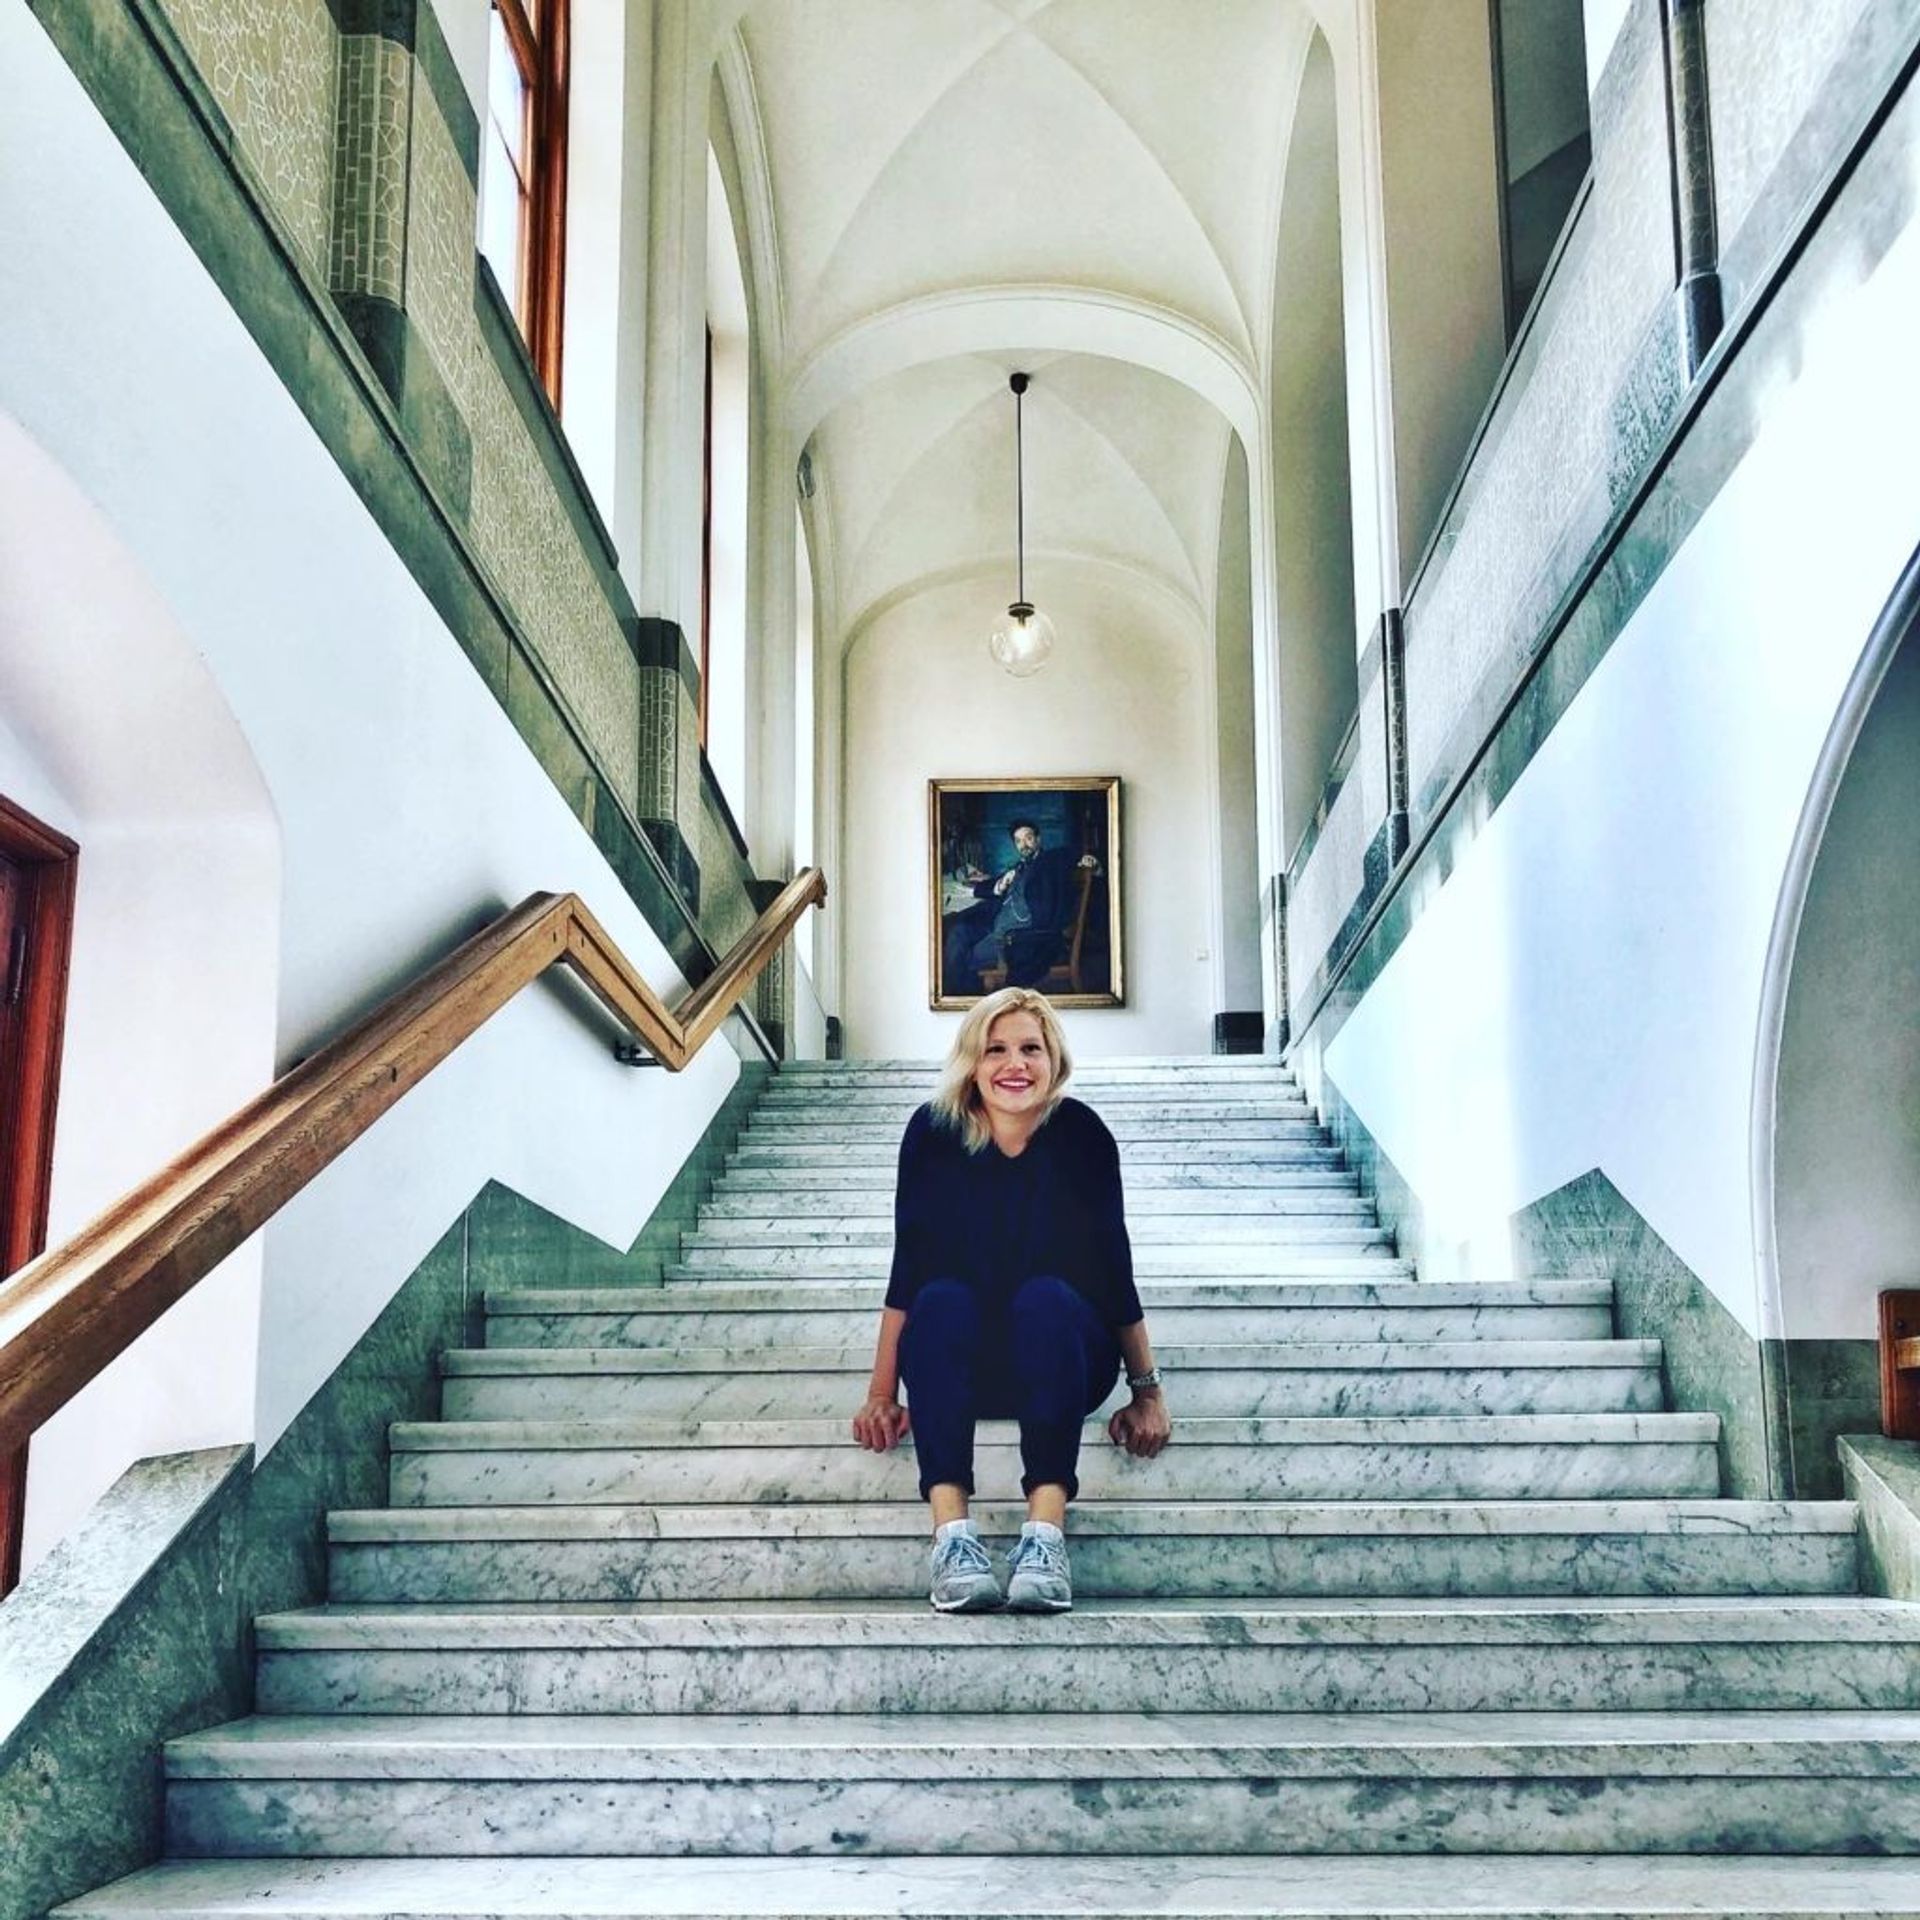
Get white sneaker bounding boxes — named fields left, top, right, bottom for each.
left=929, top=1519, right=1003, bottom=1612
left=1005, top=1521, right=1072, bottom=1612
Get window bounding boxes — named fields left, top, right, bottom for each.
left=480, top=0, right=570, bottom=402
left=1489, top=0, right=1591, bottom=336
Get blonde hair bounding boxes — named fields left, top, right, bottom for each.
left=931, top=987, right=1074, bottom=1153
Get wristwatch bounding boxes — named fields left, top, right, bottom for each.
left=1126, top=1366, right=1163, bottom=1392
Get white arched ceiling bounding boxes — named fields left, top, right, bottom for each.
left=728, top=0, right=1312, bottom=374
left=810, top=351, right=1232, bottom=647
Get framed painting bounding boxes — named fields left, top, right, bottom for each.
left=928, top=776, right=1123, bottom=1010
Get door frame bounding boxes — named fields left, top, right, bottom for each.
left=0, top=792, right=78, bottom=1594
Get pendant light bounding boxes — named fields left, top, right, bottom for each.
left=989, top=372, right=1055, bottom=678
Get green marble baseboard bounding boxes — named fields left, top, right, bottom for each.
left=1508, top=1170, right=1784, bottom=1501
left=0, top=1448, right=254, bottom=1920
left=1841, top=1433, right=1920, bottom=1598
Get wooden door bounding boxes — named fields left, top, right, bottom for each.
left=0, top=798, right=77, bottom=1594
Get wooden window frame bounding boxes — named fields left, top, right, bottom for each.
left=494, top=0, right=571, bottom=405
left=0, top=794, right=78, bottom=1596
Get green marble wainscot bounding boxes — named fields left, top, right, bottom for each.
left=1841, top=1433, right=1920, bottom=1598
left=0, top=1062, right=778, bottom=1917
left=0, top=1447, right=254, bottom=1920
left=1316, top=1074, right=1430, bottom=1279
left=1509, top=1169, right=1786, bottom=1500
left=464, top=1060, right=773, bottom=1297
left=1786, top=1342, right=1884, bottom=1498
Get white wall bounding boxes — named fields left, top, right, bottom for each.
left=1315, top=144, right=1920, bottom=1336
left=1212, top=440, right=1263, bottom=1012
left=1582, top=0, right=1633, bottom=93
left=1272, top=28, right=1359, bottom=853
left=0, top=410, right=282, bottom=1577
left=841, top=568, right=1216, bottom=1060
left=2, top=4, right=746, bottom=1566
left=1375, top=0, right=1507, bottom=586
left=704, top=143, right=751, bottom=814
left=1774, top=627, right=1920, bottom=1339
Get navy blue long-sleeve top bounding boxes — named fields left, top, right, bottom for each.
left=883, top=1097, right=1143, bottom=1329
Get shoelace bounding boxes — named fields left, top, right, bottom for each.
left=1008, top=1532, right=1067, bottom=1576
left=936, top=1531, right=994, bottom=1574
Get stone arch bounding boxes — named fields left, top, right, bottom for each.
left=1754, top=543, right=1920, bottom=1359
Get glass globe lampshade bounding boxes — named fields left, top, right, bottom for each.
left=989, top=600, right=1055, bottom=678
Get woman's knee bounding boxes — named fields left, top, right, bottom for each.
left=902, top=1279, right=981, bottom=1362
left=1009, top=1274, right=1086, bottom=1338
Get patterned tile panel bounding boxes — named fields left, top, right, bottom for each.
left=157, top=0, right=339, bottom=270
left=406, top=66, right=482, bottom=412
left=696, top=794, right=759, bottom=956
left=330, top=34, right=410, bottom=301
left=1707, top=0, right=1870, bottom=247
left=675, top=683, right=703, bottom=844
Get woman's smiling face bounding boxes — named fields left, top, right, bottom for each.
left=974, top=1009, right=1053, bottom=1126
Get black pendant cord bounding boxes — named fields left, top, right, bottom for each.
left=1012, top=371, right=1030, bottom=609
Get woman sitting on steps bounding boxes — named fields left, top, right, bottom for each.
left=850, top=986, right=1173, bottom=1611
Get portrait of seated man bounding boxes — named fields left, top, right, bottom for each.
left=942, top=818, right=1099, bottom=995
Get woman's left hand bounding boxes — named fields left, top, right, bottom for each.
left=1108, top=1390, right=1171, bottom=1458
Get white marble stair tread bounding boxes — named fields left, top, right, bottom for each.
left=328, top=1497, right=1855, bottom=1603
left=437, top=1342, right=1666, bottom=1419
left=725, top=1145, right=1347, bottom=1166
left=249, top=1597, right=1920, bottom=1715
left=53, top=1851, right=1920, bottom=1918
left=739, top=1122, right=1329, bottom=1141
left=327, top=1499, right=1859, bottom=1545
left=663, top=1253, right=1411, bottom=1280
left=746, top=1101, right=1318, bottom=1122
left=389, top=1414, right=1717, bottom=1450
left=483, top=1280, right=1613, bottom=1310
left=679, top=1222, right=1392, bottom=1248
left=439, top=1341, right=1667, bottom=1375
left=384, top=1414, right=1721, bottom=1506
left=162, top=1708, right=1920, bottom=1778
left=699, top=1189, right=1370, bottom=1215
left=704, top=1173, right=1363, bottom=1200
left=254, top=1595, right=1920, bottom=1648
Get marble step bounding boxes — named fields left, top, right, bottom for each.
left=666, top=1249, right=1406, bottom=1280
left=702, top=1187, right=1373, bottom=1219
left=775, top=1058, right=1293, bottom=1080
left=161, top=1708, right=1920, bottom=1856
left=679, top=1221, right=1393, bottom=1252
left=438, top=1341, right=1666, bottom=1421
left=251, top=1597, right=1920, bottom=1718
left=326, top=1498, right=1861, bottom=1605
left=482, top=1280, right=1616, bottom=1349
left=708, top=1165, right=1362, bottom=1195
left=728, top=1142, right=1348, bottom=1168
left=55, top=1851, right=1920, bottom=1919
left=386, top=1413, right=1722, bottom=1506
left=740, top=1118, right=1332, bottom=1143
left=750, top=1095, right=1318, bottom=1120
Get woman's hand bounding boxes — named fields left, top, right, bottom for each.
left=1108, top=1390, right=1171, bottom=1458
left=852, top=1393, right=911, bottom=1452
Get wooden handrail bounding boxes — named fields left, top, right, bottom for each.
left=0, top=870, right=825, bottom=1457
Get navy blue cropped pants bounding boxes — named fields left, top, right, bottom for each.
left=898, top=1275, right=1121, bottom=1501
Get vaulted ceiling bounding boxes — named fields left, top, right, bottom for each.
left=718, top=0, right=1326, bottom=648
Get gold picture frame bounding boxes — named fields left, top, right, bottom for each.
left=929, top=776, right=1124, bottom=1010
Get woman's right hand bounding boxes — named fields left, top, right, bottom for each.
left=852, top=1393, right=911, bottom=1451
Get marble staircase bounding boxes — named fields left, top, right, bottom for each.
left=60, top=1058, right=1920, bottom=1917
